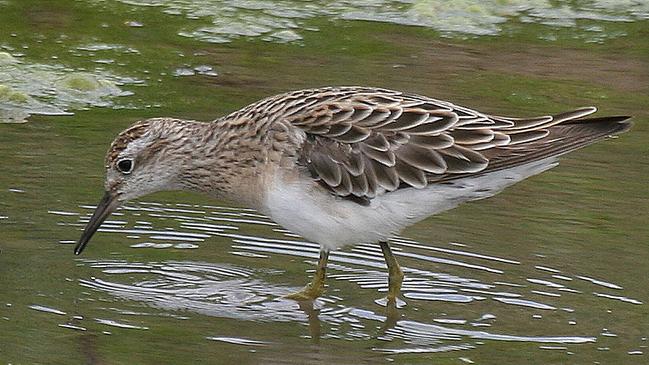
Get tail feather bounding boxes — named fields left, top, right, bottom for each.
left=432, top=109, right=631, bottom=184
left=493, top=106, right=598, bottom=133
left=562, top=114, right=632, bottom=126
left=550, top=106, right=598, bottom=124
left=467, top=111, right=631, bottom=177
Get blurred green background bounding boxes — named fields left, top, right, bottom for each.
left=1, top=1, right=648, bottom=364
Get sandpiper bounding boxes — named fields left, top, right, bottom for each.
left=74, top=86, right=631, bottom=305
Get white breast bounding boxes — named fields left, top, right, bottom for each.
left=263, top=158, right=558, bottom=251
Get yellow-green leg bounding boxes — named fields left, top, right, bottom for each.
left=378, top=241, right=406, bottom=307
left=285, top=250, right=329, bottom=301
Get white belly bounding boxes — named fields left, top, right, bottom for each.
left=263, top=158, right=558, bottom=251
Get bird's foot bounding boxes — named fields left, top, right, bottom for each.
left=284, top=282, right=325, bottom=301
left=374, top=296, right=407, bottom=309
left=376, top=296, right=406, bottom=328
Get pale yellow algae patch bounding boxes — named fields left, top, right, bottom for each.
left=0, top=52, right=135, bottom=123
left=0, top=85, right=29, bottom=104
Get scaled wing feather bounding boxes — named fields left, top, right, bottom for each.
left=239, top=87, right=614, bottom=202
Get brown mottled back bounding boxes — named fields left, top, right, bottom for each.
left=218, top=87, right=630, bottom=203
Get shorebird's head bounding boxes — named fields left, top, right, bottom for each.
left=75, top=117, right=197, bottom=255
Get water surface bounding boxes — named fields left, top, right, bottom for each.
left=1, top=1, right=648, bottom=364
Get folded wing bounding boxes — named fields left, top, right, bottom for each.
left=283, top=88, right=630, bottom=202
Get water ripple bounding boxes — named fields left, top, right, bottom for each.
left=53, top=201, right=644, bottom=355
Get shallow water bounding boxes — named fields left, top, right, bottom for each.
left=1, top=1, right=648, bottom=364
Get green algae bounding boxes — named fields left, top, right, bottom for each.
left=0, top=57, right=136, bottom=122
left=57, top=73, right=104, bottom=91
left=92, top=0, right=649, bottom=41
left=0, top=84, right=29, bottom=103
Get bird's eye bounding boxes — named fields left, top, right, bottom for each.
left=116, top=159, right=134, bottom=174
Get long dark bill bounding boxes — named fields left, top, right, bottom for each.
left=74, top=191, right=120, bottom=255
